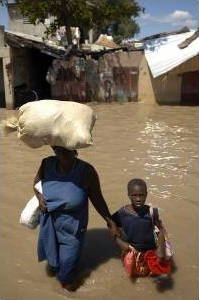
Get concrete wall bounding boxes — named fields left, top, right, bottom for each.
left=138, top=56, right=156, bottom=104
left=138, top=55, right=199, bottom=105
left=50, top=51, right=142, bottom=103
left=98, top=51, right=142, bottom=102
left=8, top=4, right=46, bottom=37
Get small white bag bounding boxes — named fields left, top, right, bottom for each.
left=19, top=181, right=41, bottom=229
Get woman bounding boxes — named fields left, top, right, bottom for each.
left=34, top=146, right=119, bottom=291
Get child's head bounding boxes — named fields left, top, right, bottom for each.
left=127, top=178, right=147, bottom=210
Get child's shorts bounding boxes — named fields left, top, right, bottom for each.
left=123, top=249, right=171, bottom=277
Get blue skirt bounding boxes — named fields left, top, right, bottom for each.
left=38, top=208, right=88, bottom=284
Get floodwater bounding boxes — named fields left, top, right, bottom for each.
left=0, top=102, right=198, bottom=300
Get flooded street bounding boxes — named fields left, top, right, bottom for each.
left=0, top=102, right=198, bottom=300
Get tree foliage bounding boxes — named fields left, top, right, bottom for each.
left=5, top=0, right=144, bottom=44
left=91, top=0, right=143, bottom=42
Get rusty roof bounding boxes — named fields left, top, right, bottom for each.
left=103, top=50, right=143, bottom=67
left=94, top=35, right=119, bottom=49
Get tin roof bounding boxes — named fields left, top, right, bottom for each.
left=144, top=30, right=199, bottom=78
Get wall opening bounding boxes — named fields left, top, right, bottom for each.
left=0, top=58, right=5, bottom=107
left=29, top=49, right=53, bottom=99
left=181, top=71, right=199, bottom=106
left=14, top=48, right=53, bottom=107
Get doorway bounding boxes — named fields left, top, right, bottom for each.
left=29, top=49, right=53, bottom=99
left=181, top=71, right=199, bottom=105
left=0, top=58, right=5, bottom=107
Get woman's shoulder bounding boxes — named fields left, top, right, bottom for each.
left=42, top=155, right=56, bottom=161
left=78, top=159, right=93, bottom=168
left=77, top=159, right=97, bottom=175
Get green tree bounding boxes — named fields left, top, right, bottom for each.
left=2, top=0, right=144, bottom=44
left=92, top=0, right=143, bottom=43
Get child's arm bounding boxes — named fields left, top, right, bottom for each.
left=156, top=226, right=166, bottom=259
left=155, top=218, right=167, bottom=260
left=152, top=208, right=167, bottom=259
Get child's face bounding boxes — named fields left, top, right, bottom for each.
left=128, top=184, right=147, bottom=209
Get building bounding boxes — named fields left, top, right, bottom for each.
left=51, top=50, right=143, bottom=103
left=139, top=29, right=199, bottom=105
left=1, top=2, right=198, bottom=109
left=2, top=27, right=142, bottom=108
left=7, top=3, right=47, bottom=37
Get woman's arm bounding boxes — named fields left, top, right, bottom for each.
left=86, top=164, right=120, bottom=237
left=33, top=159, right=47, bottom=212
left=115, top=236, right=130, bottom=252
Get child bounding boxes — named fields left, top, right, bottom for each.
left=112, top=178, right=172, bottom=280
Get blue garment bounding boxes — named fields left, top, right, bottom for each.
left=38, top=156, right=88, bottom=284
left=112, top=205, right=156, bottom=252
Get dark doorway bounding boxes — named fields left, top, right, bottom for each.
left=29, top=49, right=54, bottom=99
left=181, top=71, right=199, bottom=105
left=113, top=67, right=139, bottom=102
left=14, top=48, right=54, bottom=108
left=0, top=58, right=5, bottom=107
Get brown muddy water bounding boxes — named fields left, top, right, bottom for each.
left=0, top=102, right=198, bottom=300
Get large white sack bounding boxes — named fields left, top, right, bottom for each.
left=1, top=100, right=96, bottom=149
left=19, top=181, right=41, bottom=229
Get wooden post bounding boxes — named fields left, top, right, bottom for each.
left=0, top=26, right=15, bottom=109
left=0, top=25, right=5, bottom=47
left=2, top=47, right=14, bottom=109
left=89, top=29, right=94, bottom=44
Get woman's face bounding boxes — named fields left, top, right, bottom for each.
left=52, top=146, right=76, bottom=161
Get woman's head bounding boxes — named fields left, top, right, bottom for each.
left=51, top=146, right=77, bottom=161
left=127, top=178, right=147, bottom=210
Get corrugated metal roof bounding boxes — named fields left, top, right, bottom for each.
left=6, top=30, right=65, bottom=50
left=144, top=30, right=199, bottom=78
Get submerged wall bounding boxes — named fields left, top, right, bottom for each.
left=139, top=55, right=199, bottom=105
left=50, top=50, right=143, bottom=103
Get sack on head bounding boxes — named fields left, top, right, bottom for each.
left=1, top=100, right=96, bottom=150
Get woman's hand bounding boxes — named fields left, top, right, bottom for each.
left=34, top=189, right=47, bottom=212
left=39, top=196, right=47, bottom=212
left=107, top=219, right=121, bottom=239
left=33, top=159, right=47, bottom=212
